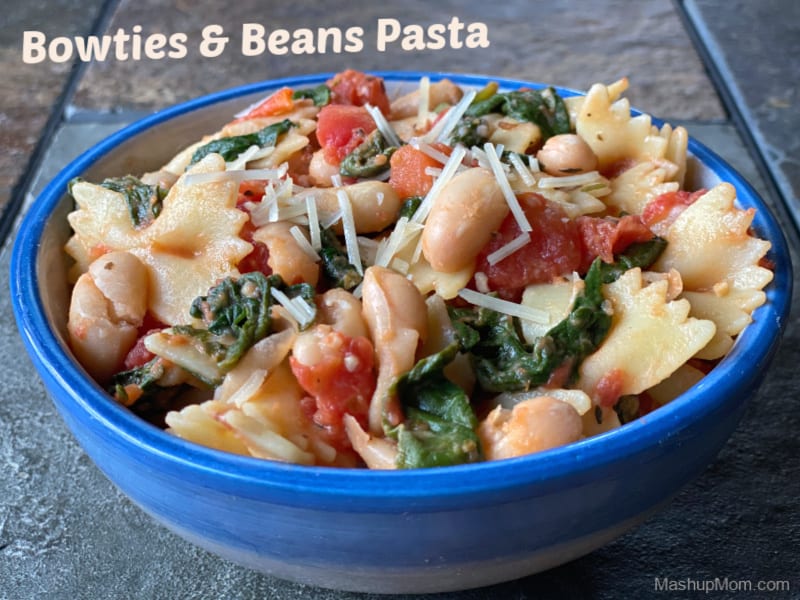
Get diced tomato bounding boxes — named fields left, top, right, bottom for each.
left=234, top=206, right=272, bottom=276
left=233, top=87, right=294, bottom=122
left=576, top=214, right=655, bottom=273
left=122, top=314, right=167, bottom=370
left=600, top=158, right=637, bottom=179
left=315, top=104, right=376, bottom=165
left=475, top=193, right=582, bottom=301
left=290, top=328, right=376, bottom=450
left=642, top=189, right=706, bottom=230
left=388, top=143, right=451, bottom=199
left=595, top=368, right=624, bottom=408
left=327, top=69, right=391, bottom=115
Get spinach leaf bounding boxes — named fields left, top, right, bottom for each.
left=463, top=87, right=571, bottom=142
left=398, top=196, right=423, bottom=220
left=189, top=119, right=295, bottom=165
left=319, top=228, right=363, bottom=291
left=188, top=271, right=274, bottom=370
left=70, top=175, right=165, bottom=229
left=448, top=115, right=490, bottom=148
left=292, top=84, right=331, bottom=106
left=450, top=239, right=667, bottom=393
left=111, top=356, right=167, bottom=405
left=390, top=343, right=482, bottom=468
left=597, top=237, right=667, bottom=283
left=339, top=129, right=397, bottom=178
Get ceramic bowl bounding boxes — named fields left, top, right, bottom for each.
left=10, top=73, right=793, bottom=594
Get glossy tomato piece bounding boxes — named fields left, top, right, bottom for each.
left=327, top=69, right=391, bottom=114
left=475, top=193, right=581, bottom=301
left=576, top=214, right=655, bottom=272
left=290, top=328, right=376, bottom=450
left=315, top=104, right=376, bottom=164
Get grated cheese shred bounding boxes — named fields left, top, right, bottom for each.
left=336, top=189, right=363, bottom=275
left=365, top=103, right=402, bottom=148
left=484, top=142, right=532, bottom=233
left=458, top=288, right=549, bottom=324
left=410, top=145, right=467, bottom=224
left=486, top=232, right=531, bottom=266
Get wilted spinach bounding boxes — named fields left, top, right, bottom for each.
left=450, top=239, right=667, bottom=393
left=464, top=87, right=572, bottom=141
left=71, top=175, right=165, bottom=229
left=292, top=83, right=331, bottom=106
left=340, top=129, right=397, bottom=178
left=319, top=228, right=363, bottom=291
left=389, top=343, right=482, bottom=469
left=189, top=119, right=295, bottom=165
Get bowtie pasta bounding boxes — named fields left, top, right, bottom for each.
left=64, top=70, right=773, bottom=469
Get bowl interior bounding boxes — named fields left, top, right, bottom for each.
left=12, top=72, right=794, bottom=503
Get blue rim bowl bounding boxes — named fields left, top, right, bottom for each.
left=9, top=72, right=794, bottom=594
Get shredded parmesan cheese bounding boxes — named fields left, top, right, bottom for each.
left=289, top=225, right=321, bottom=261
left=486, top=232, right=531, bottom=265
left=484, top=142, right=532, bottom=232
left=416, top=76, right=430, bottom=131
left=336, top=189, right=363, bottom=275
left=270, top=288, right=314, bottom=328
left=537, top=171, right=603, bottom=189
left=458, top=288, right=550, bottom=324
left=410, top=145, right=467, bottom=224
left=508, top=153, right=536, bottom=187
left=423, top=89, right=477, bottom=144
left=365, top=103, right=402, bottom=148
left=305, top=195, right=321, bottom=250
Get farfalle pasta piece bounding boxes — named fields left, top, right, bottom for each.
left=67, top=154, right=252, bottom=326
left=681, top=288, right=767, bottom=359
left=575, top=81, right=688, bottom=177
left=653, top=183, right=773, bottom=293
left=578, top=268, right=716, bottom=399
left=604, top=159, right=680, bottom=215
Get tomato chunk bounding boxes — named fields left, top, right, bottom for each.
left=290, top=327, right=376, bottom=450
left=233, top=87, right=294, bottom=122
left=642, top=189, right=706, bottom=230
left=475, top=193, right=581, bottom=301
left=388, top=143, right=450, bottom=199
left=327, top=69, right=391, bottom=114
left=315, top=104, right=376, bottom=165
left=576, top=214, right=655, bottom=273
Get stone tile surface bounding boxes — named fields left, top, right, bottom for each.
left=684, top=0, right=800, bottom=228
left=0, top=0, right=105, bottom=213
left=72, top=0, right=725, bottom=121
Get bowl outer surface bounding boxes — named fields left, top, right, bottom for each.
left=10, top=73, right=794, bottom=589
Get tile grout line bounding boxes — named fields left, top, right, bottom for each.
left=674, top=0, right=800, bottom=238
left=0, top=0, right=121, bottom=246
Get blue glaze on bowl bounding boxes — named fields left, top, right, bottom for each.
left=10, top=73, right=793, bottom=594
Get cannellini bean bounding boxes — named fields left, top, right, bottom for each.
left=308, top=148, right=341, bottom=187
left=67, top=251, right=148, bottom=383
left=252, top=222, right=319, bottom=286
left=361, top=266, right=428, bottom=434
left=422, top=167, right=509, bottom=272
left=343, top=414, right=398, bottom=469
left=317, top=288, right=369, bottom=339
left=390, top=78, right=464, bottom=119
left=310, top=181, right=403, bottom=234
left=478, top=396, right=583, bottom=460
left=536, top=133, right=598, bottom=176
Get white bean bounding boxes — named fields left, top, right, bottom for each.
left=390, top=79, right=464, bottom=119
left=361, top=266, right=428, bottom=434
left=478, top=396, right=583, bottom=460
left=252, top=222, right=319, bottom=286
left=536, top=133, right=598, bottom=176
left=67, top=251, right=148, bottom=383
left=311, top=181, right=402, bottom=234
left=317, top=288, right=369, bottom=339
left=422, top=167, right=509, bottom=272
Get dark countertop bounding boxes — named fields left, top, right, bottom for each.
left=1, top=1, right=798, bottom=598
